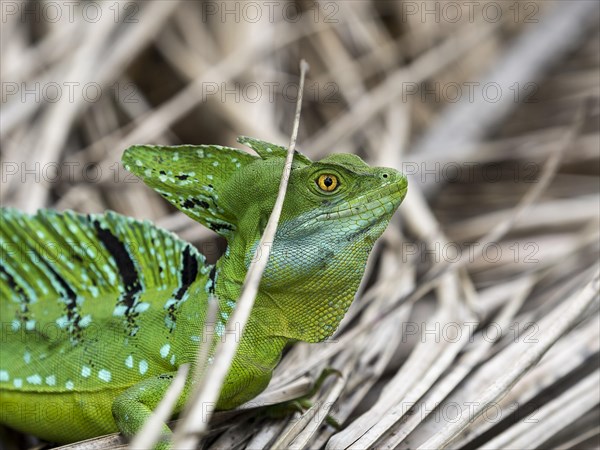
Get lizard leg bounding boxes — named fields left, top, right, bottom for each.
left=112, top=371, right=189, bottom=448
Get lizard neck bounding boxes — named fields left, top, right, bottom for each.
left=214, top=223, right=379, bottom=343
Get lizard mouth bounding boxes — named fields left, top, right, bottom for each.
left=315, top=177, right=408, bottom=223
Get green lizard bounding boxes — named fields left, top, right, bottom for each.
left=0, top=136, right=407, bottom=446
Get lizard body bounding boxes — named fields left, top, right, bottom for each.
left=0, top=137, right=407, bottom=445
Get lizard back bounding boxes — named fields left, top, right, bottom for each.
left=0, top=209, right=208, bottom=440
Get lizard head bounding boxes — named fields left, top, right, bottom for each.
left=123, top=137, right=407, bottom=342
left=221, top=141, right=407, bottom=341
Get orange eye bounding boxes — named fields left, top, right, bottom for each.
left=317, top=174, right=338, bottom=192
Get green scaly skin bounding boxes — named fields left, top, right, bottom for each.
left=0, top=137, right=407, bottom=446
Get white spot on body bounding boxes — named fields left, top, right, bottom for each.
left=164, top=299, right=176, bottom=309
left=79, top=315, right=92, bottom=327
left=106, top=268, right=116, bottom=285
left=0, top=370, right=9, bottom=381
left=215, top=322, right=225, bottom=337
left=45, top=375, right=56, bottom=386
left=164, top=316, right=175, bottom=330
left=125, top=355, right=134, bottom=368
left=160, top=343, right=170, bottom=358
left=98, top=369, right=111, bottom=382
left=81, top=366, right=91, bottom=378
left=139, top=360, right=148, bottom=375
left=26, top=374, right=42, bottom=385
left=14, top=378, right=23, bottom=388
left=134, top=302, right=150, bottom=313
left=23, top=352, right=31, bottom=364
left=170, top=354, right=176, bottom=365
left=66, top=380, right=74, bottom=390
left=113, top=305, right=127, bottom=317
left=25, top=320, right=36, bottom=331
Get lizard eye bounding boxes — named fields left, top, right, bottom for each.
left=316, top=174, right=338, bottom=192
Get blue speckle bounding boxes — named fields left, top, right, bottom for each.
left=160, top=344, right=170, bottom=358
left=98, top=369, right=111, bottom=382
left=79, top=315, right=92, bottom=327
left=134, top=302, right=150, bottom=313
left=113, top=305, right=127, bottom=317
left=26, top=374, right=42, bottom=385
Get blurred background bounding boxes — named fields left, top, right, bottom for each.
left=1, top=1, right=599, bottom=449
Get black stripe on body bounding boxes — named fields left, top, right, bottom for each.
left=174, top=246, right=198, bottom=300
left=43, top=261, right=77, bottom=303
left=42, top=261, right=85, bottom=340
left=165, top=245, right=200, bottom=333
left=208, top=265, right=217, bottom=295
left=0, top=264, right=30, bottom=321
left=93, top=220, right=141, bottom=312
left=0, top=264, right=24, bottom=299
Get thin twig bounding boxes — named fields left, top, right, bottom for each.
left=171, top=60, right=310, bottom=450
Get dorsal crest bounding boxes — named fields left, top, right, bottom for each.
left=122, top=137, right=311, bottom=238
left=237, top=136, right=312, bottom=164
left=123, top=143, right=256, bottom=237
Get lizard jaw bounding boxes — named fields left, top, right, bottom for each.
left=315, top=175, right=408, bottom=223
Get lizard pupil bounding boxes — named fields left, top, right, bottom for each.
left=317, top=174, right=338, bottom=192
